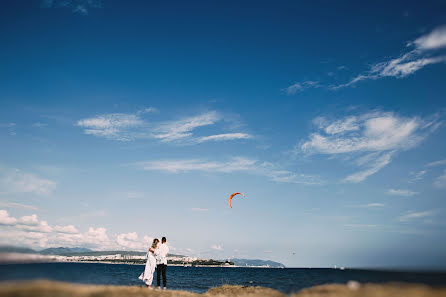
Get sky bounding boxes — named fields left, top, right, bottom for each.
left=1, top=0, right=446, bottom=269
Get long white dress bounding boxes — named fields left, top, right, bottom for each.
left=138, top=248, right=159, bottom=286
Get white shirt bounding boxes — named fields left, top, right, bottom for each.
left=157, top=243, right=169, bottom=265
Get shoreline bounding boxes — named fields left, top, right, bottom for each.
left=0, top=260, right=283, bottom=268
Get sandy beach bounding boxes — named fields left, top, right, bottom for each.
left=0, top=280, right=445, bottom=297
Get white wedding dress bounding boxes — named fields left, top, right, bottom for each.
left=138, top=248, right=159, bottom=286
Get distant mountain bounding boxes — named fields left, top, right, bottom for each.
left=40, top=247, right=93, bottom=255
left=0, top=245, right=37, bottom=254
left=231, top=258, right=285, bottom=268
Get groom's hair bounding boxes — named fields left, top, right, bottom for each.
left=162, top=237, right=167, bottom=243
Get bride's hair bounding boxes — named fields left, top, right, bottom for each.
left=151, top=238, right=159, bottom=249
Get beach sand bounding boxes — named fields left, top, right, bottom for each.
left=0, top=280, right=445, bottom=297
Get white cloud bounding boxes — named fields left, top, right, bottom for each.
left=361, top=203, right=385, bottom=208
left=77, top=113, right=144, bottom=141
left=323, top=116, right=360, bottom=135
left=334, top=26, right=446, bottom=89
left=54, top=225, right=79, bottom=234
left=409, top=170, right=427, bottom=183
left=32, top=122, right=48, bottom=128
left=1, top=169, right=56, bottom=195
left=84, top=227, right=109, bottom=244
left=138, top=157, right=322, bottom=185
left=19, top=214, right=39, bottom=226
left=153, top=111, right=220, bottom=142
left=300, top=111, right=440, bottom=183
left=398, top=211, right=433, bottom=222
left=0, top=210, right=17, bottom=226
left=116, top=232, right=153, bottom=250
left=77, top=110, right=251, bottom=144
left=302, top=113, right=424, bottom=154
left=386, top=189, right=419, bottom=197
left=116, top=232, right=140, bottom=250
left=139, top=157, right=256, bottom=173
left=211, top=244, right=223, bottom=251
left=434, top=170, right=446, bottom=189
left=0, top=210, right=156, bottom=251
left=427, top=159, right=446, bottom=167
left=282, top=81, right=320, bottom=95
left=412, top=26, right=446, bottom=50
left=368, top=55, right=446, bottom=79
left=343, top=152, right=392, bottom=183
left=17, top=220, right=52, bottom=233
left=198, top=133, right=252, bottom=143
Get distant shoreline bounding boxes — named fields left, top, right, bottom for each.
left=0, top=260, right=282, bottom=268
left=0, top=252, right=283, bottom=268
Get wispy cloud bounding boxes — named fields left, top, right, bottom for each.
left=398, top=210, right=434, bottom=222
left=77, top=113, right=144, bottom=141
left=343, top=152, right=392, bottom=183
left=386, top=189, right=419, bottom=197
left=409, top=170, right=427, bottom=183
left=299, top=111, right=441, bottom=182
left=0, top=202, right=39, bottom=211
left=197, top=133, right=252, bottom=143
left=137, top=157, right=323, bottom=185
left=359, top=203, right=385, bottom=208
left=0, top=168, right=56, bottom=195
left=333, top=26, right=446, bottom=89
left=77, top=110, right=252, bottom=144
left=427, top=159, right=446, bottom=167
left=153, top=111, right=220, bottom=142
left=282, top=81, right=320, bottom=95
left=0, top=122, right=16, bottom=136
left=285, top=26, right=446, bottom=92
left=434, top=170, right=446, bottom=189
left=42, top=0, right=102, bottom=16
left=32, top=122, right=48, bottom=128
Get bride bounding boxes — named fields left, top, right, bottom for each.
left=139, top=238, right=159, bottom=288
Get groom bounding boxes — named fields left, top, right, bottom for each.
left=156, top=236, right=169, bottom=290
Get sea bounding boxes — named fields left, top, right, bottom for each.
left=0, top=263, right=445, bottom=293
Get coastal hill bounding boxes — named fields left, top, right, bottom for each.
left=40, top=247, right=93, bottom=255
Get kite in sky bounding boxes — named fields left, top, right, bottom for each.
left=228, top=192, right=245, bottom=208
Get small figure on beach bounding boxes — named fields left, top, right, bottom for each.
left=156, top=236, right=169, bottom=290
left=138, top=238, right=159, bottom=289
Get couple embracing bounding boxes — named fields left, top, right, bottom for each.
left=139, top=236, right=169, bottom=290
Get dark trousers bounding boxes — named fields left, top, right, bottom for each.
left=156, top=264, right=167, bottom=287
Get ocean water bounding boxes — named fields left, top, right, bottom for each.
left=0, top=263, right=445, bottom=293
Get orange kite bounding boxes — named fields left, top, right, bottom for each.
left=228, top=192, right=245, bottom=208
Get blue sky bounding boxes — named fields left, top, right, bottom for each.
left=1, top=0, right=446, bottom=269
